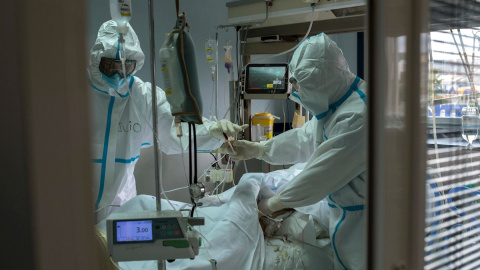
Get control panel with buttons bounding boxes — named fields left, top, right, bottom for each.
left=107, top=210, right=204, bottom=262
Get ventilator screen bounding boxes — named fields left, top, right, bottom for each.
left=245, top=63, right=289, bottom=94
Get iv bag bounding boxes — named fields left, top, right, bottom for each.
left=159, top=14, right=203, bottom=124
left=461, top=106, right=480, bottom=149
left=109, top=0, right=132, bottom=34
left=205, top=38, right=217, bottom=64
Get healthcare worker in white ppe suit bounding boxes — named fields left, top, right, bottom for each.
left=218, top=33, right=367, bottom=270
left=89, top=20, right=246, bottom=222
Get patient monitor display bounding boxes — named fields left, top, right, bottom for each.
left=245, top=63, right=289, bottom=94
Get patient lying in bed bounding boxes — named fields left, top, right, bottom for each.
left=96, top=163, right=334, bottom=270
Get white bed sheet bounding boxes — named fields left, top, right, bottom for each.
left=97, top=163, right=334, bottom=270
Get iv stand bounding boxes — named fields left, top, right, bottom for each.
left=147, top=0, right=166, bottom=269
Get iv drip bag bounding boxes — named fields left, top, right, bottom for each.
left=109, top=0, right=132, bottom=34
left=159, top=13, right=203, bottom=124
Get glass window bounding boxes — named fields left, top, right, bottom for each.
left=426, top=1, right=480, bottom=268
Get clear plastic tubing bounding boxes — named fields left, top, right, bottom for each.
left=110, top=0, right=132, bottom=78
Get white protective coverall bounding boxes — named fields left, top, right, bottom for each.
left=88, top=21, right=222, bottom=221
left=260, top=34, right=367, bottom=269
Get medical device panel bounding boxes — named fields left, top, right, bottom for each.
left=245, top=63, right=290, bottom=94
left=107, top=211, right=204, bottom=262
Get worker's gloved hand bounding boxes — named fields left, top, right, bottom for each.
left=258, top=198, right=274, bottom=217
left=257, top=195, right=285, bottom=217
left=209, top=119, right=249, bottom=140
left=213, top=140, right=265, bottom=161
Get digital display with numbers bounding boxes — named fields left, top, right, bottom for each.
left=115, top=220, right=153, bottom=243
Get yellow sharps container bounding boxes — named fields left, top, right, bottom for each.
left=252, top=113, right=275, bottom=141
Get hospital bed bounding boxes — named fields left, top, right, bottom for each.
left=97, top=163, right=335, bottom=270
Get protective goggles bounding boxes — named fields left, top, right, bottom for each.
left=289, top=76, right=299, bottom=90
left=99, top=57, right=137, bottom=78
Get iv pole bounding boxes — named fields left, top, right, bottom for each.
left=147, top=0, right=166, bottom=269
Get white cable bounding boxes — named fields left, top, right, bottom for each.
left=180, top=203, right=193, bottom=211
left=94, top=204, right=121, bottom=213
left=198, top=231, right=214, bottom=260
left=258, top=209, right=283, bottom=222
left=109, top=256, right=125, bottom=270
left=160, top=179, right=177, bottom=210
left=194, top=209, right=215, bottom=261
left=250, top=5, right=316, bottom=64
left=180, top=138, right=191, bottom=186
left=164, top=186, right=189, bottom=193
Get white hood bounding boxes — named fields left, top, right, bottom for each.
left=87, top=20, right=145, bottom=95
left=289, top=33, right=358, bottom=120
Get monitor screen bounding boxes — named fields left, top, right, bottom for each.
left=245, top=64, right=288, bottom=94
left=115, top=220, right=153, bottom=243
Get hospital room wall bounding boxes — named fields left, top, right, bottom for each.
left=87, top=1, right=359, bottom=202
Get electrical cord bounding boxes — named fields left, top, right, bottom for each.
left=250, top=4, right=316, bottom=64
left=94, top=204, right=121, bottom=213
left=193, top=123, right=198, bottom=184
left=209, top=153, right=220, bottom=168
left=109, top=256, right=124, bottom=270
left=188, top=123, right=198, bottom=217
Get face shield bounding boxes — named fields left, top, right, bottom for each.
left=99, top=57, right=137, bottom=78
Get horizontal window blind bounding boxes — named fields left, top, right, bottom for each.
left=426, top=147, right=480, bottom=270
left=426, top=1, right=480, bottom=265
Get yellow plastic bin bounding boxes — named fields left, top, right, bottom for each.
left=252, top=113, right=275, bottom=141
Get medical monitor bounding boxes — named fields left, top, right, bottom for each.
left=245, top=63, right=289, bottom=94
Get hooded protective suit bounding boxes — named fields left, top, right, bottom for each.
left=213, top=34, right=367, bottom=269
left=263, top=33, right=367, bottom=270
left=88, top=21, right=222, bottom=222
